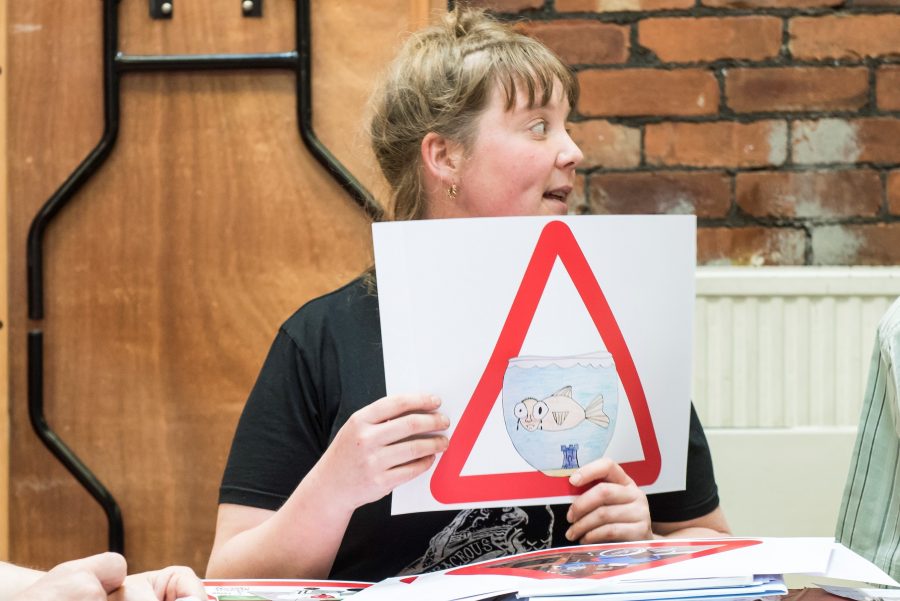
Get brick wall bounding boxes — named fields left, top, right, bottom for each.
left=471, top=0, right=900, bottom=265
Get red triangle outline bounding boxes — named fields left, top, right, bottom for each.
left=431, top=220, right=661, bottom=504
left=444, top=539, right=761, bottom=579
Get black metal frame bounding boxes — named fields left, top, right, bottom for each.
left=25, top=0, right=379, bottom=554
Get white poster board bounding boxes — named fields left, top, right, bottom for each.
left=373, top=216, right=695, bottom=515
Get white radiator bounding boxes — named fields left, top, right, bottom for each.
left=691, top=267, right=900, bottom=538
left=694, top=267, right=900, bottom=428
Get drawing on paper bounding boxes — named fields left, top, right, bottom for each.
left=502, top=352, right=619, bottom=476
left=488, top=544, right=698, bottom=577
left=513, top=387, right=610, bottom=432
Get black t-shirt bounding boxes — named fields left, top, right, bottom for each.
left=219, top=277, right=720, bottom=582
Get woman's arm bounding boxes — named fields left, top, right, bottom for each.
left=652, top=506, right=730, bottom=538
left=206, top=475, right=354, bottom=579
left=206, top=393, right=450, bottom=578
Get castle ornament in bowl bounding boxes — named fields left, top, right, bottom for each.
left=502, top=351, right=618, bottom=477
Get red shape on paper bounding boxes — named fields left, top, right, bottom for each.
left=445, top=539, right=761, bottom=579
left=430, top=220, right=661, bottom=504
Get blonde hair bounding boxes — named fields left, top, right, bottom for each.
left=369, top=7, right=579, bottom=222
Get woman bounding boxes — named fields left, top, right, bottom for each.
left=207, top=6, right=729, bottom=582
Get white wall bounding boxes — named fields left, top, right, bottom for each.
left=706, top=428, right=856, bottom=537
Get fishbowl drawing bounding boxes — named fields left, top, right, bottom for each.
left=502, top=351, right=619, bottom=477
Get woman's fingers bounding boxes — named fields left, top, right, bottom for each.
left=378, top=410, right=450, bottom=443
left=360, top=394, right=442, bottom=424
left=568, top=479, right=638, bottom=523
left=384, top=454, right=440, bottom=490
left=380, top=433, right=450, bottom=469
left=566, top=457, right=653, bottom=543
left=566, top=494, right=650, bottom=542
left=573, top=520, right=649, bottom=544
left=569, top=457, right=632, bottom=489
left=320, top=393, right=451, bottom=509
left=350, top=395, right=449, bottom=451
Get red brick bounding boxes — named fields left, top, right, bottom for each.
left=568, top=120, right=641, bottom=168
left=645, top=121, right=787, bottom=168
left=698, top=227, right=806, bottom=265
left=515, top=20, right=629, bottom=65
left=790, top=15, right=900, bottom=61
left=877, top=66, right=900, bottom=111
left=792, top=118, right=900, bottom=165
left=726, top=67, right=869, bottom=113
left=556, top=0, right=693, bottom=10
left=639, top=17, right=782, bottom=63
left=704, top=0, right=840, bottom=6
left=888, top=171, right=900, bottom=216
left=588, top=171, right=731, bottom=217
left=467, top=0, right=544, bottom=11
left=578, top=69, right=719, bottom=117
left=852, top=0, right=900, bottom=5
left=736, top=170, right=882, bottom=218
left=568, top=172, right=589, bottom=214
left=811, top=224, right=900, bottom=265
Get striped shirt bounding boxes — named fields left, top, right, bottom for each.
left=836, top=295, right=900, bottom=579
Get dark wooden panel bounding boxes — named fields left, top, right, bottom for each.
left=9, top=0, right=436, bottom=573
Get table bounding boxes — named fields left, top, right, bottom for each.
left=784, top=590, right=845, bottom=601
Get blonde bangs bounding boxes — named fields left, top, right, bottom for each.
left=489, top=40, right=579, bottom=111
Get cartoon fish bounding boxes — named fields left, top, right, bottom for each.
left=514, top=386, right=610, bottom=432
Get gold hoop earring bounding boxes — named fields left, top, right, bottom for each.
left=447, top=183, right=458, bottom=199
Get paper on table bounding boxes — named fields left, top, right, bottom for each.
left=203, top=579, right=372, bottom=600
left=353, top=538, right=816, bottom=601
left=816, top=583, right=900, bottom=601
left=516, top=575, right=757, bottom=598
left=355, top=574, right=517, bottom=601
left=808, top=544, right=900, bottom=587
left=573, top=538, right=832, bottom=583
left=527, top=593, right=786, bottom=601
left=527, top=575, right=787, bottom=601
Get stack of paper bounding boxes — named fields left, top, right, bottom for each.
left=202, top=538, right=899, bottom=601
left=203, top=579, right=372, bottom=600
left=514, top=574, right=787, bottom=601
left=353, top=538, right=898, bottom=601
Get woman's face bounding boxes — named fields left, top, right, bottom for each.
left=435, top=79, right=583, bottom=218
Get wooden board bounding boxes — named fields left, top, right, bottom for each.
left=8, top=0, right=441, bottom=573
left=0, top=0, right=9, bottom=562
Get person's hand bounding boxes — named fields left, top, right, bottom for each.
left=314, top=393, right=450, bottom=513
left=565, top=458, right=653, bottom=543
left=12, top=552, right=127, bottom=601
left=111, top=565, right=206, bottom=601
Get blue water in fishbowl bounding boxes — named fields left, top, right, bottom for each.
left=502, top=352, right=619, bottom=477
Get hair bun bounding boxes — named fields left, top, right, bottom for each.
left=448, top=6, right=490, bottom=38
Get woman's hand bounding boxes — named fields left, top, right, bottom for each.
left=314, top=393, right=450, bottom=513
left=565, top=458, right=653, bottom=543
